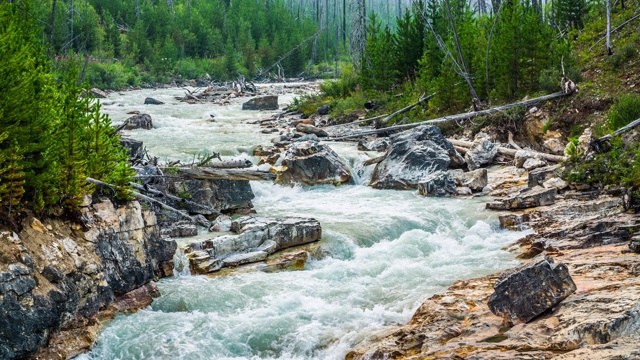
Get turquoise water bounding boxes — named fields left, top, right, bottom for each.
left=79, top=88, right=527, bottom=360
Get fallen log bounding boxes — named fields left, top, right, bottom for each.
left=449, top=139, right=565, bottom=163
left=325, top=92, right=570, bottom=141
left=589, top=13, right=640, bottom=52
left=324, top=113, right=390, bottom=129
left=598, top=117, right=640, bottom=141
left=382, top=93, right=435, bottom=124
left=205, top=159, right=253, bottom=169
left=129, top=182, right=222, bottom=216
left=363, top=155, right=386, bottom=166
left=86, top=178, right=194, bottom=222
left=177, top=167, right=276, bottom=181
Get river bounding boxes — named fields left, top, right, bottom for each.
left=78, top=86, right=527, bottom=360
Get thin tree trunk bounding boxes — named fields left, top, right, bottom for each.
left=606, top=0, right=612, bottom=55
left=69, top=0, right=73, bottom=51
left=444, top=0, right=481, bottom=105
left=47, top=0, right=57, bottom=58
left=342, top=0, right=346, bottom=44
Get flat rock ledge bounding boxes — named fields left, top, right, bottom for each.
left=487, top=186, right=556, bottom=210
left=185, top=216, right=321, bottom=274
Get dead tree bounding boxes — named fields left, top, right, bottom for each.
left=606, top=0, right=613, bottom=55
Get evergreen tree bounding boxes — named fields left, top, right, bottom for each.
left=0, top=140, right=26, bottom=217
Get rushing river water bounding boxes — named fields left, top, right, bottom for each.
left=78, top=86, right=527, bottom=360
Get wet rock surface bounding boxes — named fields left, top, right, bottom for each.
left=276, top=141, right=352, bottom=186
left=488, top=255, right=577, bottom=324
left=487, top=186, right=557, bottom=210
left=370, top=126, right=461, bottom=189
left=123, top=113, right=153, bottom=130
left=417, top=171, right=456, bottom=197
left=0, top=200, right=176, bottom=359
left=185, top=216, right=321, bottom=274
left=144, top=97, right=164, bottom=105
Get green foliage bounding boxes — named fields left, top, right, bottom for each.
left=607, top=94, right=640, bottom=133
left=564, top=138, right=640, bottom=189
left=0, top=3, right=135, bottom=216
left=607, top=45, right=637, bottom=69
left=319, top=63, right=357, bottom=98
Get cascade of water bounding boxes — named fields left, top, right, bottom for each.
left=172, top=247, right=191, bottom=277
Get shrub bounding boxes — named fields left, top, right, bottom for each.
left=607, top=94, right=640, bottom=133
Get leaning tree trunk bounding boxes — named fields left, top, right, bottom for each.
left=606, top=0, right=612, bottom=55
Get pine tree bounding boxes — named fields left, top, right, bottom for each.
left=0, top=140, right=26, bottom=218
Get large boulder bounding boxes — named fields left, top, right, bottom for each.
left=123, top=114, right=153, bottom=130
left=488, top=255, right=577, bottom=324
left=486, top=186, right=557, bottom=210
left=186, top=216, right=322, bottom=274
left=417, top=171, right=456, bottom=197
left=119, top=137, right=144, bottom=160
left=370, top=126, right=463, bottom=190
left=242, top=95, right=279, bottom=110
left=465, top=136, right=498, bottom=170
left=276, top=141, right=352, bottom=186
left=144, top=97, right=164, bottom=105
left=449, top=168, right=488, bottom=192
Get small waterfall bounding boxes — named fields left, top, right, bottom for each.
left=172, top=247, right=191, bottom=277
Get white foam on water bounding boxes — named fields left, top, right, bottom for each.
left=78, top=87, right=530, bottom=360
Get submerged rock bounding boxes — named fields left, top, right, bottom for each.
left=186, top=216, right=322, bottom=274
left=123, top=113, right=153, bottom=130
left=144, top=97, right=164, bottom=105
left=242, top=95, right=279, bottom=110
left=488, top=255, right=576, bottom=324
left=486, top=186, right=557, bottom=210
left=417, top=171, right=457, bottom=197
left=276, top=141, right=352, bottom=186
left=370, top=125, right=462, bottom=190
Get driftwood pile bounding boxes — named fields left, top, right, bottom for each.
left=176, top=75, right=257, bottom=105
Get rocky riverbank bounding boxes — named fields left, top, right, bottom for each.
left=0, top=198, right=176, bottom=359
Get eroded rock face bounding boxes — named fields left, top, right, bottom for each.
left=276, top=141, right=352, bottom=186
left=417, top=171, right=456, bottom=197
left=488, top=255, right=576, bottom=324
left=242, top=95, right=279, bottom=110
left=186, top=216, right=321, bottom=274
left=370, top=126, right=462, bottom=190
left=0, top=200, right=176, bottom=359
left=123, top=113, right=153, bottom=130
left=487, top=186, right=557, bottom=210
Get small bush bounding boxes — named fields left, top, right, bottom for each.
left=607, top=94, right=640, bottom=132
left=607, top=45, right=637, bottom=68
left=319, top=63, right=357, bottom=98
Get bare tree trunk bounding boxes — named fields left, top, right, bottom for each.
left=342, top=0, right=346, bottom=44
left=606, top=0, right=613, bottom=55
left=135, top=0, right=140, bottom=20
left=69, top=0, right=73, bottom=51
left=47, top=0, right=57, bottom=58
left=444, top=0, right=481, bottom=104
left=349, top=0, right=367, bottom=68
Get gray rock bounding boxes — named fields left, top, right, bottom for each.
left=277, top=141, right=352, bottom=186
left=120, top=137, right=144, bottom=160
left=488, top=255, right=576, bottom=324
left=357, top=139, right=390, bottom=152
left=543, top=177, right=568, bottom=190
left=498, top=213, right=531, bottom=230
left=124, top=113, right=153, bottom=130
left=317, top=105, right=330, bottom=115
left=187, top=216, right=322, bottom=274
left=486, top=186, right=557, bottom=210
left=144, top=97, right=164, bottom=105
left=630, top=237, right=640, bottom=253
left=242, top=95, right=279, bottom=110
left=161, top=221, right=197, bottom=238
left=523, top=157, right=547, bottom=171
left=370, top=126, right=461, bottom=189
left=456, top=187, right=473, bottom=196
left=253, top=145, right=278, bottom=157
left=295, top=123, right=328, bottom=137
left=294, top=133, right=320, bottom=142
left=449, top=168, right=488, bottom=192
left=514, top=150, right=534, bottom=168
left=543, top=138, right=566, bottom=154
left=417, top=171, right=457, bottom=197
left=465, top=138, right=497, bottom=170
left=136, top=165, right=161, bottom=185
left=528, top=165, right=561, bottom=188
left=209, top=215, right=232, bottom=232
left=90, top=88, right=108, bottom=99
